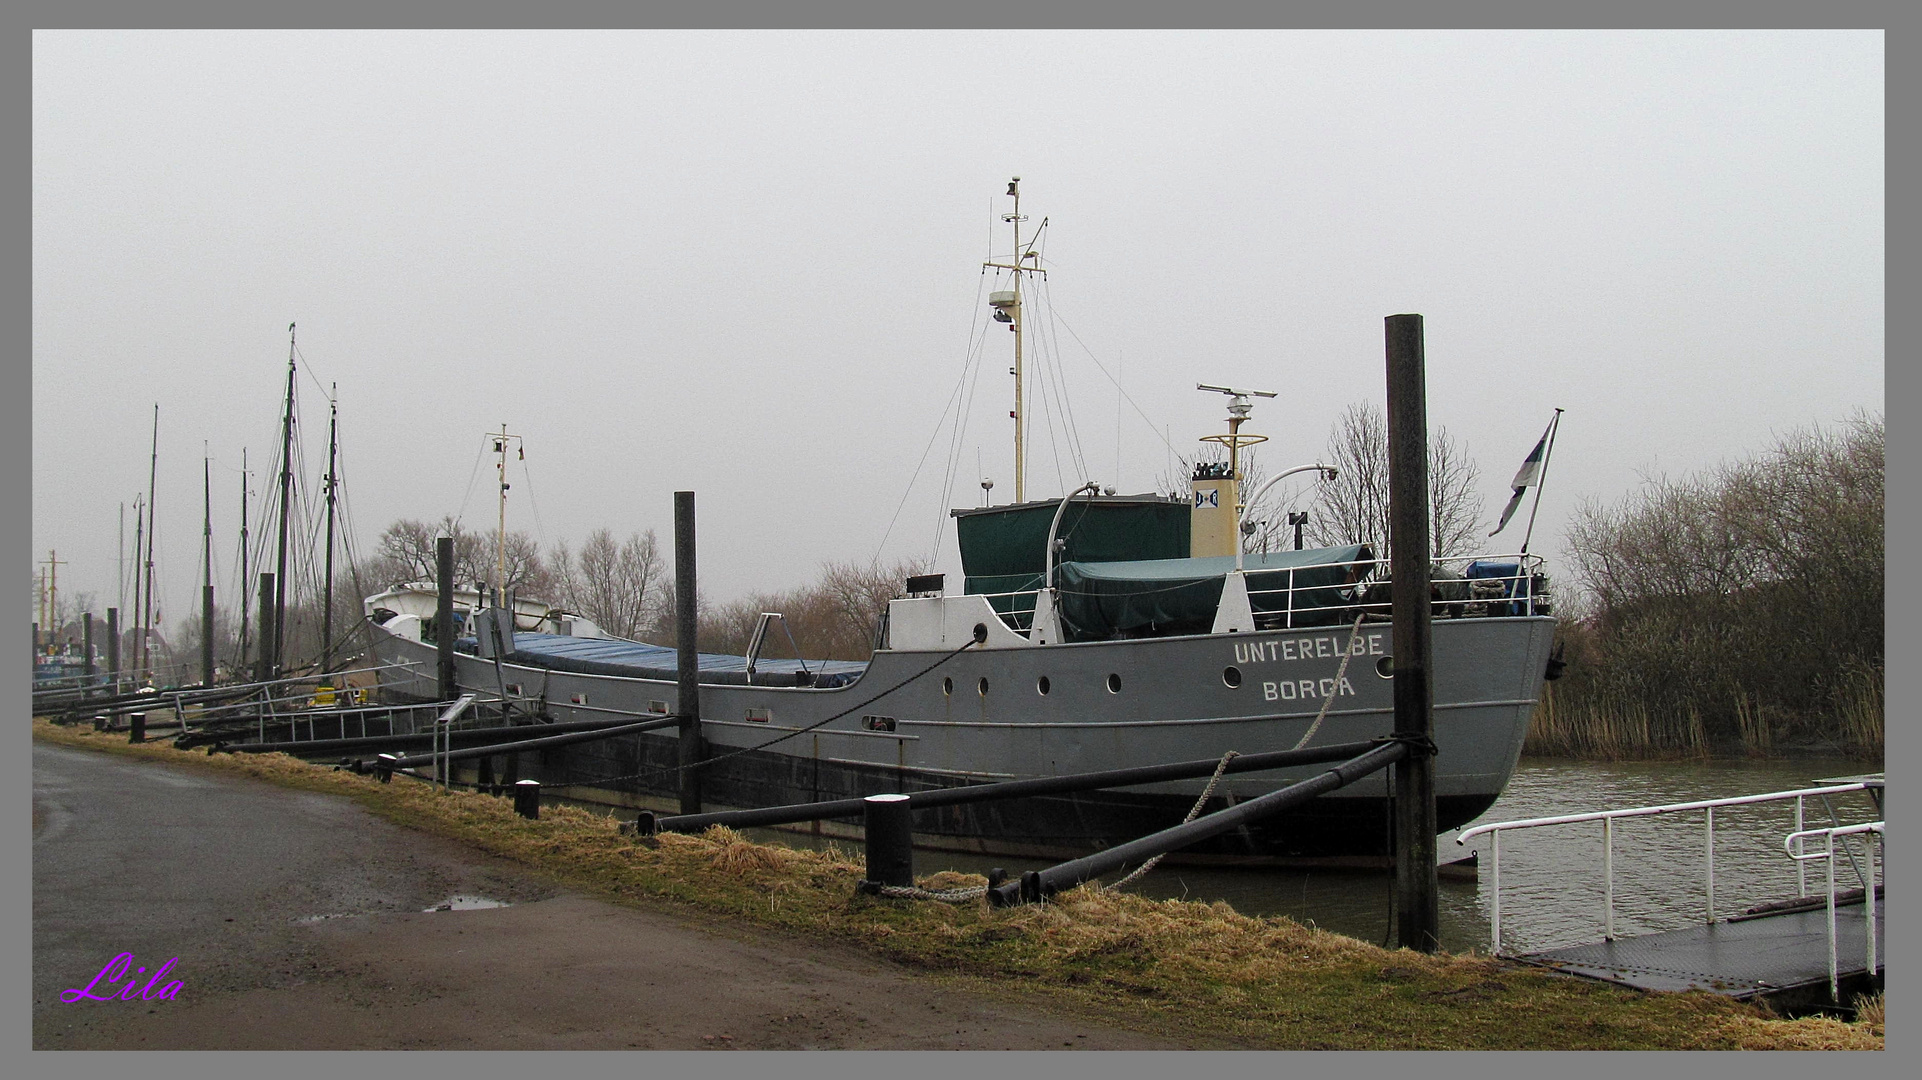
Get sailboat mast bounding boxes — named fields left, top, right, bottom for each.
left=142, top=403, right=158, bottom=682
left=273, top=324, right=296, bottom=678
left=202, top=448, right=215, bottom=685
left=322, top=387, right=338, bottom=673
left=236, top=448, right=250, bottom=674
left=130, top=496, right=144, bottom=680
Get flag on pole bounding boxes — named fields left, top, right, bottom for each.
left=1490, top=418, right=1555, bottom=536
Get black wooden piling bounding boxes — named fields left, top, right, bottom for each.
left=477, top=753, right=495, bottom=792
left=1386, top=312, right=1440, bottom=953
left=436, top=535, right=457, bottom=703
left=201, top=582, right=216, bottom=687
left=513, top=779, right=541, bottom=819
left=82, top=613, right=96, bottom=689
left=129, top=712, right=146, bottom=744
left=674, top=491, right=704, bottom=815
left=861, top=794, right=914, bottom=890
left=106, top=608, right=120, bottom=693
left=256, top=573, right=276, bottom=684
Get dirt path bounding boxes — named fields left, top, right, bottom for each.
left=34, top=741, right=1235, bottom=1050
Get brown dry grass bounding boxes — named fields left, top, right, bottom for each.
left=34, top=718, right=1882, bottom=1051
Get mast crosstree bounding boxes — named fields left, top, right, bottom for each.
left=984, top=177, right=1047, bottom=504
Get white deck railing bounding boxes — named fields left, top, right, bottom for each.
left=986, top=551, right=1551, bottom=638
left=1784, top=821, right=1885, bottom=1001
left=1455, top=781, right=1881, bottom=955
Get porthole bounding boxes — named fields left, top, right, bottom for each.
left=1106, top=673, right=1122, bottom=694
left=943, top=677, right=953, bottom=696
left=1037, top=676, right=1051, bottom=695
left=1222, top=666, right=1242, bottom=689
left=1376, top=655, right=1395, bottom=679
left=978, top=677, right=991, bottom=697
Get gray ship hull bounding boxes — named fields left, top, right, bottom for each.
left=370, top=612, right=1555, bottom=859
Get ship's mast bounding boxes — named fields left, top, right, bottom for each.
left=1197, top=384, right=1275, bottom=543
left=130, top=496, right=144, bottom=677
left=984, top=177, right=1046, bottom=504
left=42, top=550, right=65, bottom=648
left=142, top=403, right=159, bottom=681
left=236, top=448, right=250, bottom=674
left=202, top=447, right=215, bottom=685
left=491, top=424, right=522, bottom=606
left=322, top=387, right=338, bottom=673
left=273, top=324, right=296, bottom=678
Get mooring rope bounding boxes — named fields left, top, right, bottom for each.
left=554, top=633, right=983, bottom=790
left=1101, top=749, right=1241, bottom=892
left=870, top=881, right=991, bottom=902
left=1288, top=612, right=1368, bottom=752
left=873, top=614, right=1373, bottom=903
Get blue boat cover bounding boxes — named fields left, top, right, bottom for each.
left=461, top=631, right=869, bottom=689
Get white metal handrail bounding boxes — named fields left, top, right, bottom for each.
left=431, top=694, right=479, bottom=791
left=1784, top=821, right=1884, bottom=1002
left=1456, top=782, right=1877, bottom=954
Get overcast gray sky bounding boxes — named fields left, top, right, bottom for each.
left=32, top=30, right=1882, bottom=636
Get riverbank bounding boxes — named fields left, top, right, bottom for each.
left=32, top=718, right=1882, bottom=1050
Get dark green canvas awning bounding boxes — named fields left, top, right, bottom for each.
left=953, top=496, right=1190, bottom=623
left=1053, top=545, right=1374, bottom=641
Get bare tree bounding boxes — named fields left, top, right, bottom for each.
left=564, top=528, right=666, bottom=639
left=1306, top=403, right=1484, bottom=561
left=363, top=515, right=553, bottom=597
left=1559, top=414, right=1882, bottom=755
left=691, top=557, right=931, bottom=661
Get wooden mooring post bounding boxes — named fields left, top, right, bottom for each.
left=255, top=573, right=276, bottom=685
left=513, top=779, right=541, bottom=820
left=1386, top=312, right=1440, bottom=952
left=675, top=490, right=704, bottom=815
left=862, top=794, right=914, bottom=889
left=106, top=607, right=120, bottom=694
left=436, top=535, right=457, bottom=703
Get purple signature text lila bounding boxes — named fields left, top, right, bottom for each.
left=60, top=952, right=183, bottom=1002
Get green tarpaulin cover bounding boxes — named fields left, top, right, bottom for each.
left=953, top=497, right=1191, bottom=624
left=1053, top=545, right=1374, bottom=641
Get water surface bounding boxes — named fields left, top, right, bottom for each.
left=755, top=755, right=1883, bottom=954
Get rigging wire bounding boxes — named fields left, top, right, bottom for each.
left=1027, top=221, right=1094, bottom=484
left=518, top=443, right=552, bottom=567
left=1035, top=275, right=1092, bottom=482
left=1040, top=299, right=1178, bottom=459
left=872, top=272, right=991, bottom=565
left=928, top=261, right=997, bottom=561
left=449, top=434, right=490, bottom=533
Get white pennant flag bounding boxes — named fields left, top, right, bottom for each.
left=1490, top=417, right=1556, bottom=536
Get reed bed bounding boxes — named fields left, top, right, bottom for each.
left=1526, top=668, right=1883, bottom=763
left=35, top=719, right=1882, bottom=1050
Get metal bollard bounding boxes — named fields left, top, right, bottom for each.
left=513, top=779, right=541, bottom=820
left=129, top=712, right=146, bottom=744
left=862, top=793, right=914, bottom=889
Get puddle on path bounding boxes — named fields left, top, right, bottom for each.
left=424, top=895, right=511, bottom=912
left=294, top=895, right=513, bottom=922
